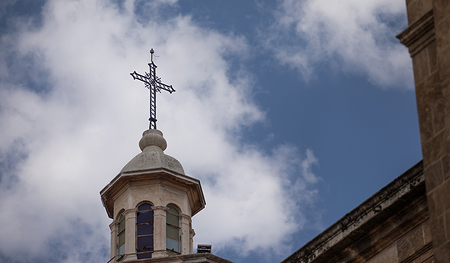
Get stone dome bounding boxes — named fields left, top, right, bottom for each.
left=120, top=129, right=185, bottom=174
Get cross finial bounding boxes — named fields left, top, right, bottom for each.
left=130, top=49, right=175, bottom=130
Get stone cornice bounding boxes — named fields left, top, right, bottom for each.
left=281, top=161, right=425, bottom=263
left=100, top=168, right=206, bottom=218
left=397, top=10, right=435, bottom=56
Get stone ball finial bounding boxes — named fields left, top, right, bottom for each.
left=139, top=129, right=167, bottom=151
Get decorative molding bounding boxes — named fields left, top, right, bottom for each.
left=152, top=206, right=169, bottom=212
left=400, top=242, right=433, bottom=263
left=180, top=213, right=192, bottom=221
left=109, top=221, right=119, bottom=230
left=123, top=208, right=138, bottom=217
left=282, top=161, right=425, bottom=263
left=397, top=10, right=435, bottom=56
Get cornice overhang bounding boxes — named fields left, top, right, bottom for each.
left=100, top=168, right=206, bottom=219
left=397, top=10, right=435, bottom=56
left=281, top=160, right=426, bottom=263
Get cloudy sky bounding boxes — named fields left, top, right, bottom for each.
left=0, top=0, right=422, bottom=262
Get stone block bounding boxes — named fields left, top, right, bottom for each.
left=442, top=153, right=450, bottom=181
left=412, top=248, right=434, bottom=263
left=435, top=20, right=450, bottom=52
left=443, top=179, right=450, bottom=211
left=438, top=46, right=450, bottom=98
left=421, top=255, right=435, bottom=263
left=424, top=160, right=444, bottom=191
left=433, top=0, right=450, bottom=25
left=423, top=220, right=432, bottom=244
left=445, top=210, right=450, bottom=243
left=412, top=48, right=431, bottom=84
left=432, top=100, right=445, bottom=135
left=407, top=0, right=434, bottom=25
left=366, top=243, right=398, bottom=263
left=430, top=216, right=446, bottom=247
left=397, top=225, right=425, bottom=262
left=417, top=98, right=434, bottom=143
left=422, top=131, right=446, bottom=167
left=415, top=74, right=443, bottom=145
left=427, top=190, right=441, bottom=220
left=427, top=40, right=438, bottom=73
left=433, top=241, right=450, bottom=263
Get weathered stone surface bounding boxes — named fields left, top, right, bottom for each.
left=412, top=48, right=431, bottom=84
left=433, top=0, right=450, bottom=25
left=397, top=225, right=425, bottom=262
left=366, top=243, right=397, bottom=263
left=442, top=154, right=450, bottom=181
left=430, top=215, right=446, bottom=246
left=422, top=131, right=446, bottom=167
left=445, top=210, right=450, bottom=245
left=434, top=242, right=450, bottom=263
left=101, top=129, right=207, bottom=263
left=427, top=184, right=448, bottom=219
left=423, top=220, right=432, bottom=245
left=424, top=160, right=443, bottom=191
left=407, top=0, right=433, bottom=24
left=281, top=163, right=428, bottom=263
left=428, top=40, right=438, bottom=73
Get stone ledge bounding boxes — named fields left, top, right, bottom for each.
left=397, top=10, right=435, bottom=56
left=281, top=161, right=425, bottom=263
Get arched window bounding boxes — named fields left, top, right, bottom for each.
left=166, top=205, right=180, bottom=254
left=117, top=214, right=125, bottom=256
left=136, top=203, right=154, bottom=259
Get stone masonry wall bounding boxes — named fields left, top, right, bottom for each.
left=399, top=0, right=450, bottom=262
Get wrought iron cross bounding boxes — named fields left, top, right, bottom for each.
left=130, top=49, right=175, bottom=130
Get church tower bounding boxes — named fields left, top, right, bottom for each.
left=100, top=129, right=206, bottom=262
left=100, top=50, right=231, bottom=263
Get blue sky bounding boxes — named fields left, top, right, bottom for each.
left=0, top=0, right=422, bottom=262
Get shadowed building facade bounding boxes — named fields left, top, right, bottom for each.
left=282, top=0, right=450, bottom=262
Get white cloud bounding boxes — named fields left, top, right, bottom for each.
left=266, top=0, right=413, bottom=88
left=0, top=0, right=319, bottom=262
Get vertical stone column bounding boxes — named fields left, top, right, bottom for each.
left=399, top=1, right=450, bottom=262
left=152, top=206, right=169, bottom=258
left=180, top=214, right=192, bottom=255
left=429, top=1, right=450, bottom=262
left=123, top=208, right=138, bottom=261
left=109, top=221, right=118, bottom=262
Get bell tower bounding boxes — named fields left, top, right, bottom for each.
left=101, top=50, right=232, bottom=263
left=100, top=129, right=206, bottom=261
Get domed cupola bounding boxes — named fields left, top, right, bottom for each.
left=121, top=129, right=185, bottom=175
left=100, top=129, right=206, bottom=262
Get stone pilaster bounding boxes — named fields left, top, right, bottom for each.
left=152, top=206, right=169, bottom=258
left=430, top=1, right=450, bottom=262
left=180, top=214, right=192, bottom=255
left=399, top=1, right=450, bottom=262
left=109, top=221, right=118, bottom=262
left=123, top=208, right=138, bottom=261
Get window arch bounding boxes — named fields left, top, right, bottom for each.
left=166, top=205, right=180, bottom=254
left=136, top=203, right=154, bottom=259
left=117, top=214, right=125, bottom=256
